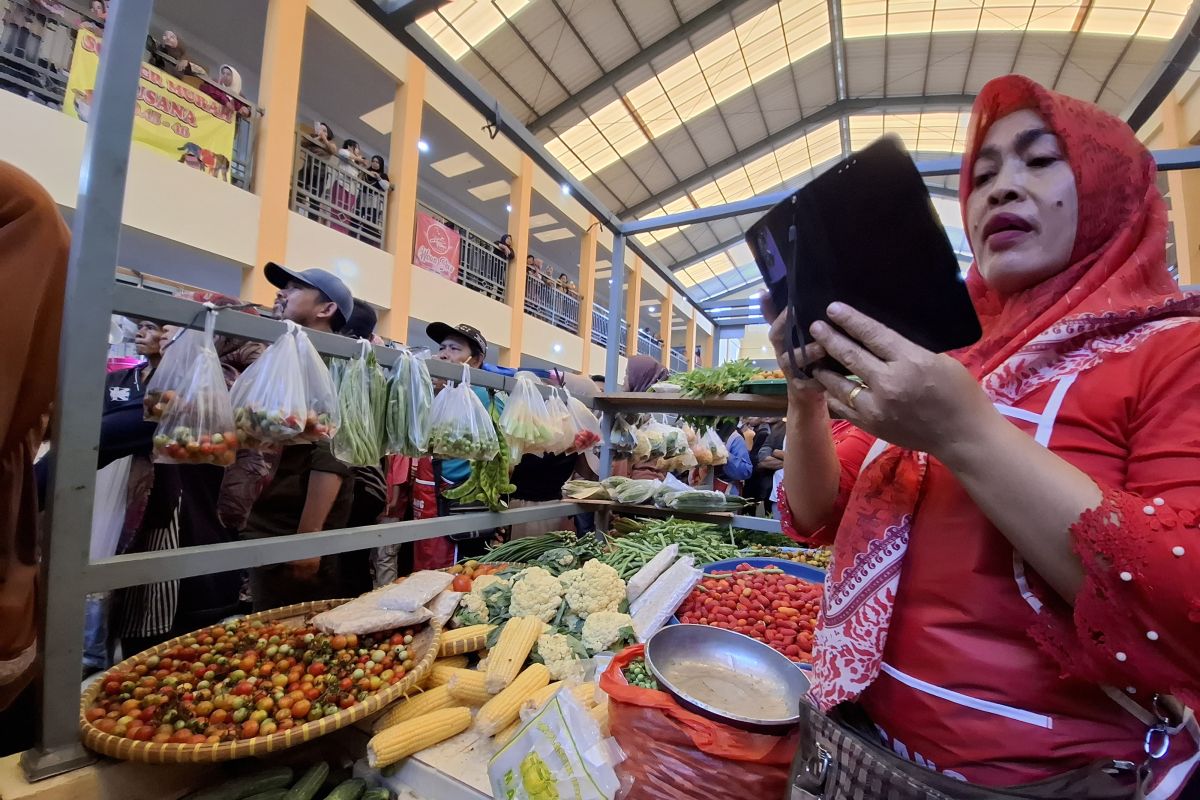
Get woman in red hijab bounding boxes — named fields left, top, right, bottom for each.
left=770, top=75, right=1200, bottom=796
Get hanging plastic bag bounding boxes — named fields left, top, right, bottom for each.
left=641, top=421, right=669, bottom=460
left=143, top=327, right=203, bottom=421
left=663, top=425, right=690, bottom=459
left=152, top=309, right=238, bottom=466
left=701, top=427, right=729, bottom=466
left=599, top=645, right=798, bottom=800
left=407, top=351, right=434, bottom=454
left=428, top=363, right=500, bottom=461
left=293, top=327, right=340, bottom=442
left=566, top=394, right=601, bottom=454
left=610, top=415, right=638, bottom=457
left=500, top=371, right=557, bottom=455
left=384, top=349, right=411, bottom=456
left=333, top=339, right=388, bottom=466
left=544, top=388, right=576, bottom=454
left=229, top=323, right=308, bottom=447
left=632, top=429, right=651, bottom=461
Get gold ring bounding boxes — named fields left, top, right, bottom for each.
left=847, top=384, right=866, bottom=410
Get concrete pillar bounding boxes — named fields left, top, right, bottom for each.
left=685, top=310, right=698, bottom=372
left=577, top=216, right=598, bottom=373
left=1162, top=92, right=1199, bottom=285
left=624, top=255, right=643, bottom=358
left=502, top=155, right=534, bottom=368
left=244, top=0, right=307, bottom=305
left=381, top=55, right=425, bottom=341
left=659, top=285, right=673, bottom=362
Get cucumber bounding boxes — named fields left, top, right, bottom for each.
left=322, top=779, right=366, bottom=800
left=184, top=766, right=295, bottom=800
left=244, top=791, right=289, bottom=800
left=360, top=790, right=390, bottom=800
left=284, top=762, right=330, bottom=800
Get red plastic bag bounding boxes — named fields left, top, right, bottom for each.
left=599, top=645, right=798, bottom=800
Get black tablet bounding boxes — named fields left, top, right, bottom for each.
left=746, top=135, right=981, bottom=374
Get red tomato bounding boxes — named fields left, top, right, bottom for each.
left=451, top=574, right=473, bottom=592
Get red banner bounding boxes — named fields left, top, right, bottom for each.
left=413, top=212, right=462, bottom=282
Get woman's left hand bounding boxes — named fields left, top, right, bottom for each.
left=807, top=302, right=998, bottom=457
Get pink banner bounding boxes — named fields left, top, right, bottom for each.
left=413, top=212, right=462, bottom=282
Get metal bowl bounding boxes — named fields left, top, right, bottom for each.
left=645, top=624, right=810, bottom=734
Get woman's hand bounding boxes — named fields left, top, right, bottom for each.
left=807, top=302, right=997, bottom=456
left=763, top=297, right=827, bottom=407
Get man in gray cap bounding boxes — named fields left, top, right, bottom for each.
left=264, top=261, right=354, bottom=333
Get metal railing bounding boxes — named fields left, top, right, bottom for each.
left=669, top=346, right=687, bottom=374
left=524, top=275, right=580, bottom=334
left=590, top=303, right=627, bottom=355
left=638, top=329, right=663, bottom=361
left=0, top=0, right=259, bottom=188
left=417, top=202, right=508, bottom=300
left=292, top=132, right=389, bottom=248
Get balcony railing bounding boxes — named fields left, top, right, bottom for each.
left=0, top=0, right=259, bottom=188
left=292, top=133, right=389, bottom=249
left=590, top=303, right=627, bottom=356
left=669, top=347, right=687, bottom=374
left=524, top=276, right=580, bottom=335
left=418, top=203, right=508, bottom=301
left=638, top=329, right=663, bottom=362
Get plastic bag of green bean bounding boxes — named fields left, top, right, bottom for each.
left=428, top=362, right=499, bottom=461
left=333, top=340, right=388, bottom=466
left=385, top=348, right=433, bottom=456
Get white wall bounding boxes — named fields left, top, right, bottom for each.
left=521, top=316, right=582, bottom=371
left=285, top=212, right=394, bottom=308
left=408, top=264, right=512, bottom=349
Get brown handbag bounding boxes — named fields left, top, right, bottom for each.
left=788, top=701, right=1148, bottom=800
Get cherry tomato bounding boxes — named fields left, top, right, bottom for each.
left=451, top=574, right=472, bottom=592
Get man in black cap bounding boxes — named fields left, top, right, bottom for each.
left=240, top=263, right=357, bottom=609
left=424, top=321, right=499, bottom=560
left=264, top=261, right=354, bottom=334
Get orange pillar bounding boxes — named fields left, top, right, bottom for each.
left=577, top=216, right=598, bottom=373
left=502, top=155, right=534, bottom=368
left=659, top=285, right=674, bottom=364
left=1162, top=92, right=1199, bottom=285
left=381, top=56, right=426, bottom=341
left=624, top=255, right=643, bottom=358
left=685, top=310, right=697, bottom=372
left=245, top=0, right=307, bottom=305
left=705, top=332, right=717, bottom=367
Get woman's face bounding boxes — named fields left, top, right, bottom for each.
left=966, top=109, right=1078, bottom=295
left=162, top=30, right=178, bottom=48
left=319, top=124, right=331, bottom=139
left=220, top=66, right=233, bottom=87
left=90, top=1, right=105, bottom=17
left=371, top=156, right=383, bottom=171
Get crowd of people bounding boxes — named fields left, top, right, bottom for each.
left=494, top=233, right=580, bottom=298
left=297, top=121, right=391, bottom=244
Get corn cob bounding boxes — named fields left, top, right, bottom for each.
left=485, top=616, right=541, bottom=693
left=438, top=624, right=495, bottom=657
left=520, top=681, right=563, bottom=716
left=493, top=719, right=522, bottom=748
left=590, top=699, right=610, bottom=736
left=434, top=655, right=469, bottom=670
left=446, top=669, right=492, bottom=706
left=570, top=682, right=597, bottom=709
left=425, top=664, right=474, bottom=689
left=372, top=685, right=456, bottom=733
left=476, top=663, right=550, bottom=736
left=366, top=706, right=472, bottom=768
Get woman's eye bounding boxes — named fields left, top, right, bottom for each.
left=1027, top=155, right=1057, bottom=168
left=972, top=171, right=994, bottom=188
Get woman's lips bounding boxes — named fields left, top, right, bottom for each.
left=987, top=229, right=1031, bottom=251
left=983, top=212, right=1034, bottom=251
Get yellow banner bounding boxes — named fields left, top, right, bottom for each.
left=64, top=30, right=237, bottom=181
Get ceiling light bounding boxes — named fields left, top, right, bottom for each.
left=552, top=343, right=563, bottom=353
left=506, top=204, right=512, bottom=212
left=417, top=139, right=429, bottom=154
left=649, top=306, right=656, bottom=312
left=561, top=183, right=571, bottom=195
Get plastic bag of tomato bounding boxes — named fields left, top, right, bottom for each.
left=80, top=599, right=441, bottom=762
left=675, top=562, right=822, bottom=665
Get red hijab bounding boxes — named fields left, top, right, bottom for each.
left=810, top=75, right=1200, bottom=712
left=955, top=74, right=1194, bottom=385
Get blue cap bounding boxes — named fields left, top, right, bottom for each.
left=264, top=262, right=354, bottom=329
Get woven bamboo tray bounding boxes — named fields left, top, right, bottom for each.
left=79, top=598, right=443, bottom=763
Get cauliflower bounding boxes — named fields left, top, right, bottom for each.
left=536, top=632, right=583, bottom=680
left=581, top=610, right=634, bottom=654
left=509, top=566, right=566, bottom=623
left=560, top=560, right=625, bottom=618
left=455, top=592, right=490, bottom=625
left=472, top=574, right=507, bottom=596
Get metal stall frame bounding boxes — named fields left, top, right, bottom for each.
left=22, top=0, right=1200, bottom=780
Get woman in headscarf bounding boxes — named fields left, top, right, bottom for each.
left=199, top=63, right=251, bottom=119
left=0, top=163, right=68, bottom=726
left=110, top=291, right=266, bottom=655
left=771, top=75, right=1200, bottom=796
left=150, top=29, right=201, bottom=79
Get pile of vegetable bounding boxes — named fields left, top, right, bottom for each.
left=600, top=518, right=740, bottom=580
left=669, top=358, right=760, bottom=427
left=180, top=761, right=391, bottom=800
left=443, top=403, right=517, bottom=512
left=474, top=529, right=603, bottom=574
left=675, top=563, right=822, bottom=664
left=621, top=656, right=658, bottom=690
left=744, top=545, right=832, bottom=570
left=152, top=426, right=239, bottom=466
left=451, top=563, right=635, bottom=680
left=84, top=617, right=422, bottom=744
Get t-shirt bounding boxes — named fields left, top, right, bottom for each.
left=511, top=451, right=577, bottom=501
left=243, top=441, right=353, bottom=538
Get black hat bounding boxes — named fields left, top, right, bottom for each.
left=341, top=298, right=377, bottom=339
left=427, top=322, right=487, bottom=359
left=264, top=262, right=354, bottom=329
